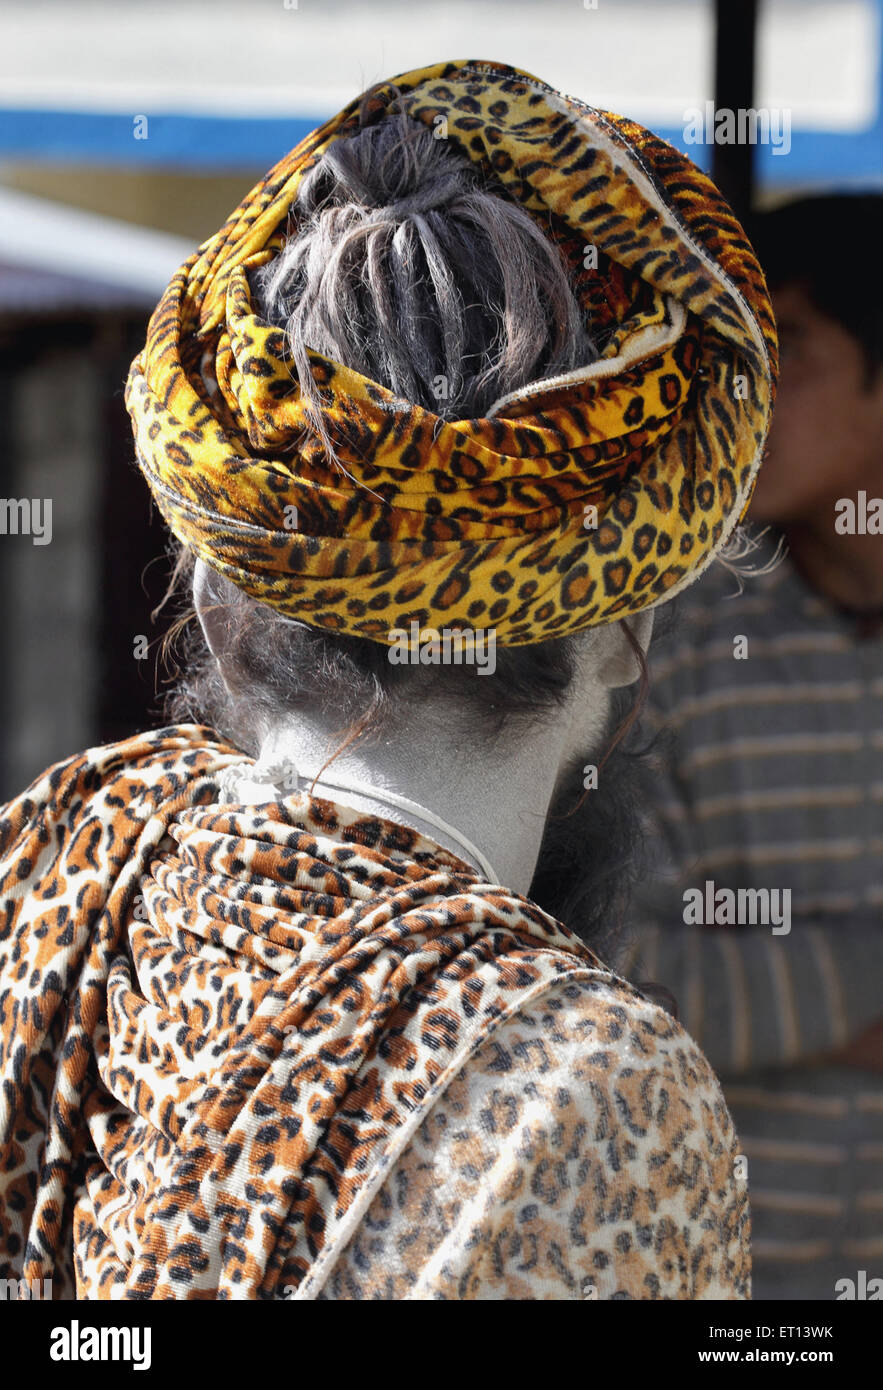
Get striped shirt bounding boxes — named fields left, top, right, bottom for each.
left=617, top=536, right=883, bottom=1299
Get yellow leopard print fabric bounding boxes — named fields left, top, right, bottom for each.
left=125, top=57, right=777, bottom=645
left=0, top=728, right=749, bottom=1299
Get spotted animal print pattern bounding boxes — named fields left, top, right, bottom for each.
left=310, top=985, right=750, bottom=1300
left=0, top=728, right=748, bottom=1299
left=125, top=57, right=777, bottom=646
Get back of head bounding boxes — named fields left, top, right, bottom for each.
left=175, top=111, right=634, bottom=948
left=128, top=58, right=778, bottom=943
left=178, top=101, right=602, bottom=753
left=131, top=60, right=775, bottom=663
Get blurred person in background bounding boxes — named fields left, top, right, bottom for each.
left=0, top=59, right=778, bottom=1301
left=620, top=193, right=883, bottom=1300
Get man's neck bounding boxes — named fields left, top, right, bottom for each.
left=255, top=701, right=588, bottom=896
left=783, top=517, right=883, bottom=613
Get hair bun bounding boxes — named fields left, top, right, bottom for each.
left=362, top=172, right=463, bottom=221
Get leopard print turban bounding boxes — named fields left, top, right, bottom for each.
left=125, top=57, right=777, bottom=646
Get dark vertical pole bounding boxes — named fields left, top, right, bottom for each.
left=713, top=0, right=759, bottom=219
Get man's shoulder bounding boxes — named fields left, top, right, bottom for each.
left=464, top=970, right=730, bottom=1122
left=0, top=724, right=236, bottom=857
left=322, top=967, right=749, bottom=1299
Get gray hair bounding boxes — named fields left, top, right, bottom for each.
left=251, top=99, right=598, bottom=462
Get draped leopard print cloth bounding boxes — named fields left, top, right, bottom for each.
left=0, top=728, right=749, bottom=1299
left=125, top=57, right=777, bottom=645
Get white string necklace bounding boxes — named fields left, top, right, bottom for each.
left=215, top=756, right=500, bottom=884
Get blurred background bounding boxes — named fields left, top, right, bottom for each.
left=1, top=0, right=881, bottom=796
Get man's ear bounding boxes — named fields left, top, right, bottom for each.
left=586, top=611, right=653, bottom=689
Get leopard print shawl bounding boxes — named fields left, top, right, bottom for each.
left=0, top=727, right=749, bottom=1299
